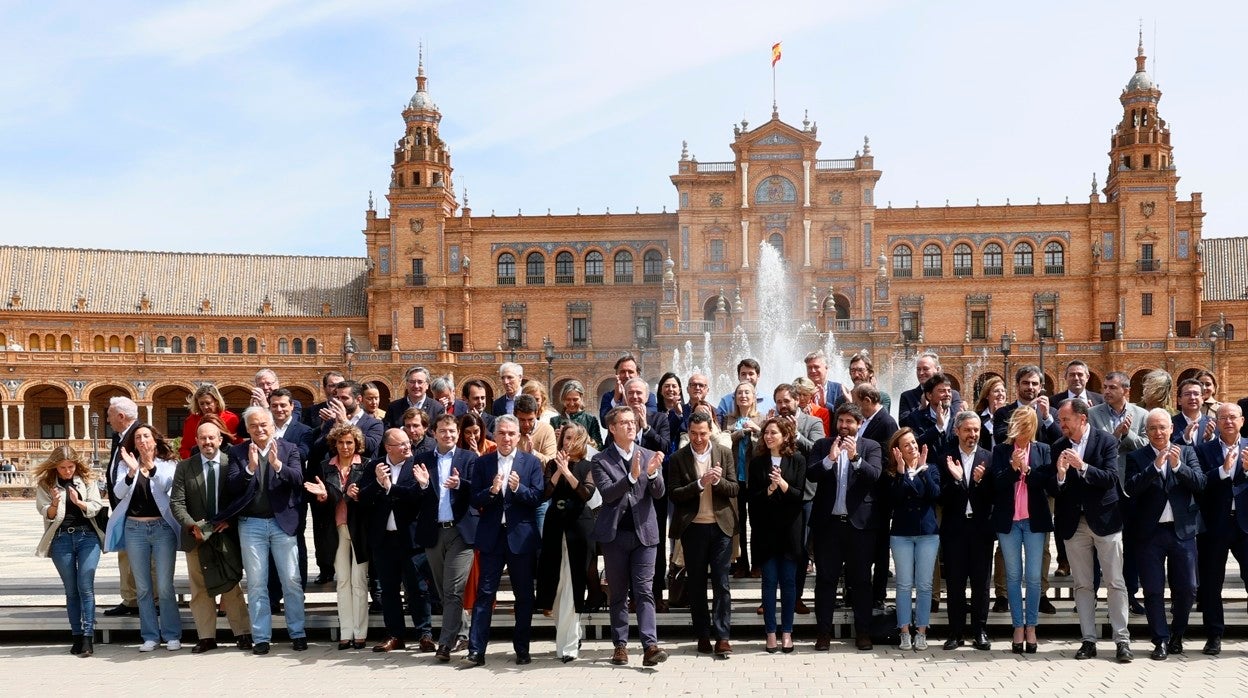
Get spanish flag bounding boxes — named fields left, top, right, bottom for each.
left=771, top=42, right=782, bottom=66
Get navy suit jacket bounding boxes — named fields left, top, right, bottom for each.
left=992, top=402, right=1063, bottom=446
left=939, top=444, right=994, bottom=533
left=1051, top=390, right=1104, bottom=409
left=414, top=447, right=479, bottom=547
left=861, top=410, right=899, bottom=451
left=301, top=399, right=330, bottom=430
left=234, top=399, right=302, bottom=440
left=221, top=439, right=305, bottom=536
left=1195, top=437, right=1248, bottom=536
left=470, top=450, right=544, bottom=555
left=1048, top=426, right=1122, bottom=539
left=315, top=413, right=383, bottom=462
left=603, top=409, right=670, bottom=456
left=1125, top=443, right=1206, bottom=541
left=983, top=441, right=1054, bottom=535
left=384, top=396, right=445, bottom=429
left=807, top=436, right=883, bottom=530
left=589, top=445, right=666, bottom=546
left=599, top=391, right=658, bottom=425
left=901, top=408, right=955, bottom=464
left=1172, top=412, right=1215, bottom=446
left=491, top=394, right=515, bottom=417
left=899, top=386, right=962, bottom=424
left=278, top=419, right=315, bottom=465
left=357, top=455, right=437, bottom=551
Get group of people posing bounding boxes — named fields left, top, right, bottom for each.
left=31, top=352, right=1247, bottom=666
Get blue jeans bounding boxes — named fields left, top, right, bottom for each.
left=48, top=528, right=101, bottom=636
left=124, top=518, right=180, bottom=643
left=998, top=520, right=1044, bottom=628
left=239, top=517, right=305, bottom=643
left=891, top=534, right=940, bottom=628
left=760, top=556, right=797, bottom=633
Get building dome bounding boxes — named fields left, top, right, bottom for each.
left=1125, top=70, right=1154, bottom=92
left=409, top=87, right=438, bottom=112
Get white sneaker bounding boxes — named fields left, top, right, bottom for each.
left=914, top=633, right=928, bottom=651
left=139, top=641, right=158, bottom=652
left=899, top=633, right=912, bottom=651
left=166, top=640, right=182, bottom=651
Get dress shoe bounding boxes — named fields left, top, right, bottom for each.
left=454, top=638, right=469, bottom=652
left=1116, top=642, right=1134, bottom=663
left=292, top=637, right=308, bottom=651
left=1074, top=641, right=1097, bottom=660
left=80, top=637, right=93, bottom=657
left=1129, top=599, right=1146, bottom=616
left=855, top=633, right=873, bottom=651
left=192, top=639, right=218, bottom=654
left=610, top=645, right=629, bottom=665
left=70, top=635, right=84, bottom=655
left=373, top=637, right=405, bottom=653
left=339, top=640, right=354, bottom=651
left=463, top=651, right=485, bottom=666
left=435, top=645, right=451, bottom=662
left=756, top=605, right=764, bottom=615
left=352, top=639, right=366, bottom=650
left=1166, top=637, right=1184, bottom=655
left=992, top=598, right=1009, bottom=613
left=1038, top=598, right=1057, bottom=615
left=236, top=634, right=254, bottom=651
left=942, top=637, right=964, bottom=651
left=252, top=642, right=270, bottom=655
left=104, top=603, right=137, bottom=617
left=814, top=633, right=831, bottom=651
left=642, top=645, right=669, bottom=666
left=1203, top=637, right=1222, bottom=656
left=655, top=599, right=669, bottom=613
left=418, top=635, right=437, bottom=652
left=697, top=637, right=713, bottom=654
left=972, top=632, right=991, bottom=651
left=714, top=640, right=732, bottom=657
left=795, top=600, right=811, bottom=615
left=1150, top=643, right=1167, bottom=661
left=314, top=573, right=334, bottom=585
left=515, top=652, right=531, bottom=665
left=1054, top=562, right=1071, bottom=577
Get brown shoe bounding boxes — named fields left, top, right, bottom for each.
left=435, top=645, right=451, bottom=662
left=642, top=645, right=669, bottom=666
left=756, top=604, right=764, bottom=615
left=372, top=636, right=405, bottom=653
left=655, top=599, right=670, bottom=614
left=191, top=639, right=217, bottom=654
left=795, top=600, right=811, bottom=615
left=713, top=640, right=732, bottom=657
left=749, top=567, right=762, bottom=578
left=610, top=645, right=629, bottom=665
left=856, top=632, right=873, bottom=651
left=418, top=635, right=437, bottom=653
left=697, top=637, right=713, bottom=654
left=815, top=633, right=831, bottom=651
left=1054, top=563, right=1071, bottom=577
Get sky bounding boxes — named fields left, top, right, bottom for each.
left=1, top=0, right=1244, bottom=257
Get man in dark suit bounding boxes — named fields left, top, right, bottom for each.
left=591, top=406, right=670, bottom=668
left=493, top=362, right=524, bottom=417
left=902, top=373, right=957, bottom=463
left=268, top=388, right=319, bottom=591
left=939, top=411, right=994, bottom=651
left=1051, top=360, right=1104, bottom=408
left=465, top=415, right=544, bottom=666
left=300, top=370, right=344, bottom=431
left=386, top=366, right=444, bottom=429
left=1173, top=379, right=1216, bottom=446
left=803, top=350, right=848, bottom=413
left=103, top=396, right=141, bottom=616
left=1194, top=402, right=1248, bottom=655
left=853, top=383, right=900, bottom=608
left=667, top=411, right=738, bottom=656
left=1049, top=399, right=1131, bottom=662
left=235, top=368, right=303, bottom=439
left=808, top=403, right=883, bottom=651
left=169, top=419, right=251, bottom=654
left=599, top=353, right=658, bottom=424
left=993, top=365, right=1063, bottom=446
left=898, top=351, right=963, bottom=423
left=316, top=380, right=384, bottom=460
left=358, top=428, right=436, bottom=654
left=1125, top=408, right=1207, bottom=660
left=461, top=379, right=497, bottom=437
left=416, top=414, right=479, bottom=662
left=221, top=406, right=307, bottom=654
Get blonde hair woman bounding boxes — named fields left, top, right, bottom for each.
left=1139, top=369, right=1173, bottom=413
left=180, top=384, right=239, bottom=458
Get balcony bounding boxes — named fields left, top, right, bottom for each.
left=585, top=274, right=604, bottom=285
left=405, top=273, right=428, bottom=286
left=953, top=266, right=973, bottom=277
left=496, top=276, right=516, bottom=286
left=643, top=273, right=662, bottom=284
left=677, top=320, right=714, bottom=334
left=1044, top=264, right=1065, bottom=275
left=696, top=161, right=735, bottom=173
left=815, top=159, right=855, bottom=171
left=525, top=275, right=545, bottom=285
left=1013, top=265, right=1034, bottom=275
left=1137, top=259, right=1162, bottom=272
left=893, top=267, right=912, bottom=278
left=614, top=274, right=633, bottom=285
left=555, top=274, right=574, bottom=284
left=834, top=318, right=875, bottom=333
left=922, top=267, right=942, bottom=278
left=984, top=266, right=1003, bottom=276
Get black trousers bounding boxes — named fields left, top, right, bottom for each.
left=681, top=522, right=733, bottom=640
left=941, top=523, right=994, bottom=639
left=1198, top=517, right=1248, bottom=638
left=813, top=518, right=876, bottom=633
left=535, top=500, right=594, bottom=611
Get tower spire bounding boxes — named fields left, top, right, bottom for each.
left=417, top=42, right=427, bottom=92
left=1135, top=21, right=1147, bottom=73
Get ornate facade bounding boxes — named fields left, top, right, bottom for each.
left=0, top=42, right=1243, bottom=464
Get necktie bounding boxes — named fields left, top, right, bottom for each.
left=206, top=459, right=217, bottom=517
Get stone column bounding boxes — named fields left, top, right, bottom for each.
left=740, top=163, right=749, bottom=209
left=16, top=405, right=25, bottom=440
left=67, top=404, right=76, bottom=440
left=803, top=160, right=811, bottom=207
left=81, top=404, right=91, bottom=441
left=144, top=404, right=153, bottom=426
left=2, top=404, right=9, bottom=440
left=741, top=220, right=751, bottom=269
left=803, top=218, right=812, bottom=267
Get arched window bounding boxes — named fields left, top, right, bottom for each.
left=155, top=336, right=168, bottom=350
left=555, top=251, right=574, bottom=283
left=218, top=337, right=229, bottom=353
left=171, top=337, right=182, bottom=353
left=614, top=251, right=634, bottom=283
left=1225, top=324, right=1236, bottom=341
left=1013, top=242, right=1034, bottom=274
left=28, top=334, right=40, bottom=351
left=109, top=336, right=121, bottom=352
left=767, top=233, right=784, bottom=258
left=892, top=246, right=913, bottom=278
left=93, top=335, right=105, bottom=352
left=585, top=251, right=604, bottom=284
left=922, top=244, right=942, bottom=277
left=293, top=338, right=303, bottom=354
left=1044, top=242, right=1065, bottom=274
left=278, top=338, right=289, bottom=354
left=953, top=243, right=973, bottom=276
left=60, top=334, right=71, bottom=351
left=525, top=252, right=545, bottom=284
left=307, top=338, right=317, bottom=355
left=46, top=334, right=56, bottom=350
left=983, top=243, right=1004, bottom=275
left=123, top=336, right=136, bottom=352
left=232, top=337, right=243, bottom=354
left=246, top=338, right=258, bottom=354
left=496, top=253, right=516, bottom=285
left=643, top=249, right=663, bottom=283
left=186, top=336, right=197, bottom=353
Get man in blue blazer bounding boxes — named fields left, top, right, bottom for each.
left=591, top=406, right=670, bottom=668
left=386, top=366, right=445, bottom=429
left=898, top=352, right=962, bottom=423
left=993, top=366, right=1063, bottom=446
left=1125, top=409, right=1207, bottom=660
left=939, top=411, right=994, bottom=651
left=221, top=406, right=307, bottom=655
left=358, top=428, right=436, bottom=653
left=598, top=354, right=658, bottom=424
left=492, top=362, right=524, bottom=417
left=808, top=403, right=883, bottom=651
left=465, top=414, right=544, bottom=666
left=902, top=373, right=957, bottom=463
left=1194, top=402, right=1248, bottom=655
left=1050, top=360, right=1104, bottom=409
left=1049, top=399, right=1131, bottom=662
left=416, top=414, right=480, bottom=662
left=266, top=388, right=319, bottom=597
left=1172, top=379, right=1216, bottom=446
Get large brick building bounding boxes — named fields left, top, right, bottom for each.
left=0, top=41, right=1243, bottom=464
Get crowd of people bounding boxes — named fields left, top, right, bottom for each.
left=30, top=353, right=1248, bottom=665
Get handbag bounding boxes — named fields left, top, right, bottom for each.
left=665, top=565, right=689, bottom=608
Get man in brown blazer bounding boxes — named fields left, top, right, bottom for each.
left=169, top=420, right=251, bottom=653
left=668, top=411, right=739, bottom=656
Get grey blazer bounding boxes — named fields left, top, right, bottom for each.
left=1088, top=402, right=1150, bottom=485
left=589, top=445, right=666, bottom=546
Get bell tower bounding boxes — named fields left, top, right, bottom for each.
left=1103, top=31, right=1177, bottom=203
left=388, top=50, right=458, bottom=217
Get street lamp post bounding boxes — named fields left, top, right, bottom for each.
left=505, top=320, right=521, bottom=362
left=542, top=336, right=555, bottom=392
left=89, top=412, right=100, bottom=468
left=1034, top=310, right=1047, bottom=393
left=1000, top=332, right=1012, bottom=381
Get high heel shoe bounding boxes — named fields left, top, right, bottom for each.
left=1024, top=627, right=1037, bottom=654
left=781, top=633, right=794, bottom=654
left=1025, top=642, right=1037, bottom=654
left=765, top=632, right=778, bottom=654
